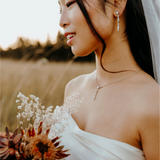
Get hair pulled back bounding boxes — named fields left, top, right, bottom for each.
left=75, top=0, right=154, bottom=78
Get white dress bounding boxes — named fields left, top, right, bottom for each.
left=59, top=116, right=146, bottom=160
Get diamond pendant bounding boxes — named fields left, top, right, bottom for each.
left=93, top=86, right=101, bottom=100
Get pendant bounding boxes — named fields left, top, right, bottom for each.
left=93, top=86, right=101, bottom=100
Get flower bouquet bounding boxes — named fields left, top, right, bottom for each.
left=0, top=92, right=83, bottom=160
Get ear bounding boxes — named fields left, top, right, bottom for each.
left=113, top=0, right=127, bottom=17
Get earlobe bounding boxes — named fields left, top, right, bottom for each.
left=113, top=0, right=127, bottom=16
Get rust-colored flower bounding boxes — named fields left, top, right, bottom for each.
left=18, top=122, right=70, bottom=160
left=0, top=131, right=13, bottom=139
left=0, top=127, right=22, bottom=160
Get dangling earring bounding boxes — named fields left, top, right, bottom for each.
left=116, top=11, right=120, bottom=31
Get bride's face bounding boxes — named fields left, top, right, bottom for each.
left=58, top=0, right=115, bottom=56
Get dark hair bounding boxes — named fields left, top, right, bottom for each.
left=75, top=0, right=155, bottom=78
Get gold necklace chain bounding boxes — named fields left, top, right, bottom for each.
left=93, top=70, right=141, bottom=100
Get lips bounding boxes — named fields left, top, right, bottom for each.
left=64, top=32, right=76, bottom=45
left=67, top=34, right=76, bottom=40
left=64, top=32, right=76, bottom=38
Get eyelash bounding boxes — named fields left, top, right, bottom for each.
left=66, top=1, right=75, bottom=8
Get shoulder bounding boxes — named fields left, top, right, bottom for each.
left=137, top=77, right=159, bottom=113
left=136, top=75, right=159, bottom=122
left=139, top=81, right=159, bottom=126
left=130, top=73, right=159, bottom=131
left=136, top=77, right=159, bottom=159
left=64, top=71, right=95, bottom=99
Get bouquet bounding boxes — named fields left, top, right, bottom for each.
left=0, top=92, right=83, bottom=160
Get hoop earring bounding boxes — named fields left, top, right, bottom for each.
left=116, top=11, right=120, bottom=31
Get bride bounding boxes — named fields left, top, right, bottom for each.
left=57, top=0, right=159, bottom=159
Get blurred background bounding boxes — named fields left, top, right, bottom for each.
left=0, top=0, right=96, bottom=132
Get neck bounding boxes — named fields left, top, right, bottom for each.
left=94, top=35, right=141, bottom=83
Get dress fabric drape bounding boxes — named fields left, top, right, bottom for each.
left=59, top=116, right=146, bottom=160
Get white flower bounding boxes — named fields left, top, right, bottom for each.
left=17, top=92, right=22, bottom=98
left=20, top=121, right=23, bottom=124
left=16, top=92, right=83, bottom=137
left=29, top=100, right=33, bottom=105
left=30, top=111, right=34, bottom=116
left=41, top=106, right=45, bottom=110
left=30, top=95, right=36, bottom=100
left=45, top=106, right=53, bottom=113
left=35, top=97, right=39, bottom=102
left=15, top=100, right=19, bottom=103
left=17, top=106, right=22, bottom=109
left=33, top=104, right=38, bottom=109
left=21, top=112, right=25, bottom=118
left=17, top=114, right=20, bottom=119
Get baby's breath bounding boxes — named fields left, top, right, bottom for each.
left=16, top=92, right=83, bottom=138
left=48, top=93, right=84, bottom=139
left=16, top=92, right=43, bottom=129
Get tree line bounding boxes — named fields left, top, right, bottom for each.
left=0, top=32, right=95, bottom=62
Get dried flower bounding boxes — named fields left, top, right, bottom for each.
left=16, top=122, right=70, bottom=160
left=48, top=93, right=84, bottom=139
left=15, top=100, right=19, bottom=103
left=17, top=106, right=22, bottom=109
left=1, top=92, right=83, bottom=160
left=16, top=92, right=83, bottom=139
left=0, top=127, right=22, bottom=160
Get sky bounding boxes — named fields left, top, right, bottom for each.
left=1, top=0, right=160, bottom=50
left=0, top=0, right=63, bottom=50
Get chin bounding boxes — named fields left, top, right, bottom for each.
left=71, top=45, right=95, bottom=57
left=71, top=47, right=92, bottom=57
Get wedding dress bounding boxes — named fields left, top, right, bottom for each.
left=59, top=116, right=146, bottom=160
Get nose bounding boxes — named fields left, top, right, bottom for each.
left=59, top=12, right=70, bottom=28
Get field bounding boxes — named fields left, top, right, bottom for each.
left=0, top=58, right=96, bottom=132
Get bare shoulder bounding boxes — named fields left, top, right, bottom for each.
left=137, top=76, right=159, bottom=122
left=138, top=78, right=159, bottom=115
left=136, top=76, right=159, bottom=159
left=64, top=71, right=95, bottom=99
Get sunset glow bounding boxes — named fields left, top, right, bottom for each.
left=0, top=0, right=63, bottom=50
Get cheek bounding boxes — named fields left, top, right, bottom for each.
left=101, top=16, right=115, bottom=40
left=89, top=6, right=115, bottom=40
left=95, top=19, right=114, bottom=41
left=76, top=24, right=98, bottom=55
left=69, top=7, right=100, bottom=56
left=71, top=33, right=99, bottom=57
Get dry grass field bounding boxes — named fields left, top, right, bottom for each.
left=0, top=58, right=96, bottom=132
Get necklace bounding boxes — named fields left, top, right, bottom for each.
left=93, top=70, right=141, bottom=100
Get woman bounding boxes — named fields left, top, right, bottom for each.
left=57, top=0, right=159, bottom=159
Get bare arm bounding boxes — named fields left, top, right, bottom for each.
left=140, top=94, right=159, bottom=160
